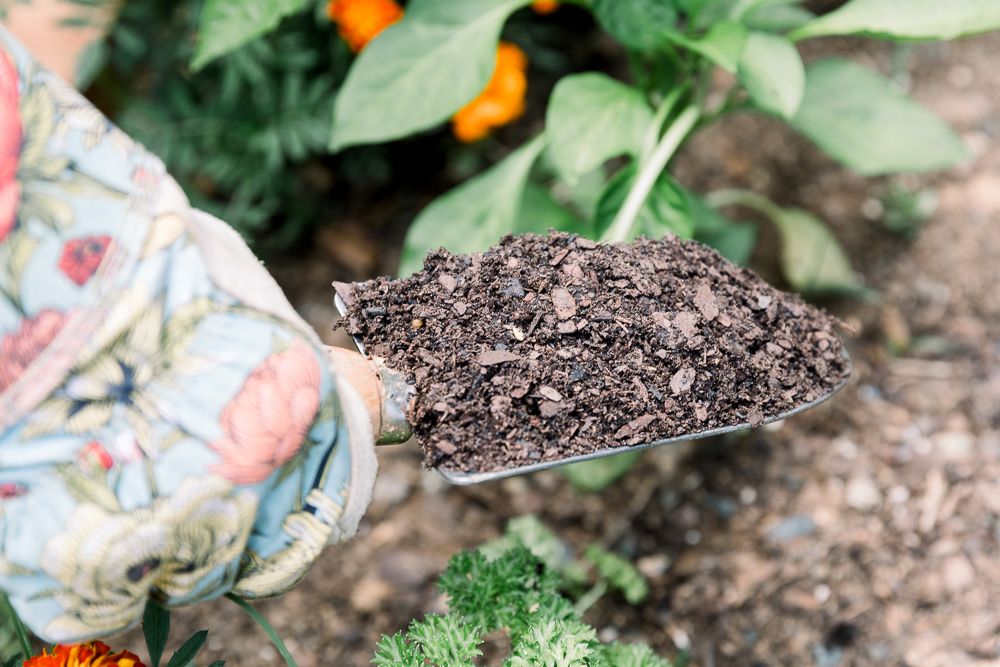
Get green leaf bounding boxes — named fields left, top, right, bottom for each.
left=770, top=207, right=862, bottom=295
left=685, top=195, right=757, bottom=265
left=666, top=20, right=747, bottom=72
left=192, top=0, right=308, bottom=70
left=744, top=3, right=814, bottom=32
left=164, top=630, right=208, bottom=667
left=143, top=600, right=171, bottom=667
left=737, top=32, right=804, bottom=118
left=591, top=0, right=678, bottom=51
left=584, top=546, right=649, bottom=604
left=791, top=59, right=968, bottom=176
left=594, top=166, right=695, bottom=241
left=480, top=516, right=571, bottom=572
left=676, top=0, right=741, bottom=29
left=546, top=73, right=654, bottom=185
left=789, top=0, right=1000, bottom=41
left=518, top=184, right=589, bottom=237
left=399, top=135, right=546, bottom=276
left=373, top=632, right=423, bottom=667
left=207, top=662, right=226, bottom=667
left=407, top=614, right=483, bottom=665
left=330, top=0, right=530, bottom=150
left=600, top=642, right=674, bottom=667
left=560, top=451, right=643, bottom=492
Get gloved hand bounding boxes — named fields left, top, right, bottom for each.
left=0, top=26, right=380, bottom=642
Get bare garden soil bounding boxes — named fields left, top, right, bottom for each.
left=339, top=233, right=848, bottom=474
left=135, top=33, right=1000, bottom=667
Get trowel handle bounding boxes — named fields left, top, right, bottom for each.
left=327, top=347, right=414, bottom=445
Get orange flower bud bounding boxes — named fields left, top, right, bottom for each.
left=532, top=0, right=560, bottom=14
left=452, top=42, right=529, bottom=143
left=327, top=0, right=404, bottom=53
left=25, top=642, right=145, bottom=667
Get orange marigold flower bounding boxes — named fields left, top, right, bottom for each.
left=25, top=642, right=145, bottom=667
left=452, top=42, right=528, bottom=143
left=327, top=0, right=404, bottom=53
left=532, top=0, right=560, bottom=14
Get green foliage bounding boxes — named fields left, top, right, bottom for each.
left=141, top=600, right=213, bottom=667
left=372, top=632, right=424, bottom=667
left=0, top=607, right=22, bottom=667
left=480, top=515, right=572, bottom=572
left=164, top=629, right=208, bottom=667
left=595, top=166, right=695, bottom=241
left=375, top=520, right=672, bottom=667
left=708, top=190, right=862, bottom=295
left=399, top=135, right=547, bottom=275
left=789, top=0, right=1000, bottom=41
left=546, top=73, right=654, bottom=185
left=664, top=20, right=747, bottom=73
left=591, top=0, right=678, bottom=52
left=143, top=599, right=171, bottom=667
left=791, top=59, right=969, bottom=176
left=504, top=617, right=598, bottom=666
left=0, top=593, right=29, bottom=667
left=598, top=642, right=674, bottom=667
left=192, top=0, right=310, bottom=70
left=89, top=0, right=987, bottom=277
left=407, top=615, right=483, bottom=666
left=737, top=32, right=804, bottom=118
left=330, top=0, right=531, bottom=150
left=583, top=547, right=649, bottom=605
left=560, top=451, right=643, bottom=492
left=880, top=184, right=938, bottom=239
left=99, top=1, right=348, bottom=243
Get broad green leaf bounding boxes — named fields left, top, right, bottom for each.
left=675, top=0, right=741, bottom=29
left=770, top=207, right=862, bottom=294
left=744, top=4, right=814, bottom=32
left=737, top=32, right=805, bottom=118
left=518, top=184, right=590, bottom=237
left=594, top=166, right=695, bottom=241
left=143, top=600, right=171, bottom=667
left=330, top=0, right=530, bottom=150
left=791, top=59, right=968, bottom=176
left=561, top=451, right=642, bottom=492
left=164, top=630, right=208, bottom=667
left=790, top=0, right=1000, bottom=41
left=399, top=135, right=546, bottom=276
left=546, top=73, right=654, bottom=185
left=686, top=194, right=757, bottom=265
left=192, top=0, right=308, bottom=70
left=591, top=0, right=678, bottom=51
left=666, top=20, right=747, bottom=72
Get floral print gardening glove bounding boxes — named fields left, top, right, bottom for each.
left=0, top=27, right=377, bottom=642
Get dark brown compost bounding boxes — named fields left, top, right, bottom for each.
left=337, top=232, right=850, bottom=474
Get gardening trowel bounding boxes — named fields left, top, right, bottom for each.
left=331, top=284, right=851, bottom=486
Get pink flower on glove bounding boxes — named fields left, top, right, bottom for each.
left=0, top=309, right=67, bottom=393
left=0, top=48, right=21, bottom=243
left=210, top=338, right=322, bottom=485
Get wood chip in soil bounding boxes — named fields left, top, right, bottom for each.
left=337, top=232, right=850, bottom=474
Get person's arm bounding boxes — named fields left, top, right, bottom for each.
left=0, top=17, right=382, bottom=644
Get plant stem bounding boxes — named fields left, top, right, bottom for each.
left=601, top=105, right=701, bottom=244
left=0, top=593, right=32, bottom=661
left=639, top=87, right=684, bottom=162
left=573, top=580, right=608, bottom=617
left=224, top=593, right=298, bottom=667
